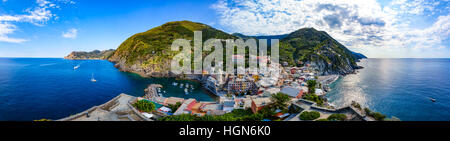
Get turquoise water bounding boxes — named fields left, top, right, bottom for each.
left=0, top=58, right=216, bottom=121
left=326, top=58, right=450, bottom=121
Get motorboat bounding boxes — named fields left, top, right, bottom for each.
left=74, top=65, right=80, bottom=70
left=430, top=98, right=436, bottom=102
left=91, top=73, right=97, bottom=82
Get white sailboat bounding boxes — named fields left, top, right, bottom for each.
left=91, top=73, right=97, bottom=82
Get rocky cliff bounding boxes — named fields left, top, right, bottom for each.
left=279, top=28, right=364, bottom=75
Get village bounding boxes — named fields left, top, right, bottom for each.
left=59, top=60, right=387, bottom=121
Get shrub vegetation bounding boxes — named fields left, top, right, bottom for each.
left=168, top=102, right=182, bottom=113
left=299, top=111, right=320, bottom=120
left=327, top=114, right=347, bottom=121
left=364, top=108, right=387, bottom=121
left=159, top=108, right=276, bottom=121
left=270, top=93, right=291, bottom=110
left=133, top=100, right=156, bottom=112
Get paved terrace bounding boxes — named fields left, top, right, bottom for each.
left=58, top=94, right=150, bottom=121
left=287, top=99, right=372, bottom=121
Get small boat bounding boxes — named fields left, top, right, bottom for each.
left=180, top=84, right=184, bottom=88
left=184, top=88, right=189, bottom=95
left=430, top=98, right=436, bottom=102
left=173, top=82, right=178, bottom=86
left=74, top=65, right=80, bottom=70
left=91, top=73, right=97, bottom=82
left=163, top=91, right=166, bottom=93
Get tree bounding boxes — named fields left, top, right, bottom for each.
left=371, top=112, right=387, bottom=121
left=288, top=106, right=301, bottom=114
left=306, top=80, right=317, bottom=94
left=303, top=93, right=324, bottom=106
left=133, top=100, right=156, bottom=112
left=159, top=114, right=197, bottom=121
left=327, top=114, right=347, bottom=121
left=363, top=107, right=387, bottom=121
left=299, top=111, right=320, bottom=120
left=270, top=93, right=291, bottom=110
left=168, top=102, right=182, bottom=113
left=364, top=108, right=371, bottom=115
left=158, top=109, right=271, bottom=121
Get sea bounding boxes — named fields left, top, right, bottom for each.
left=0, top=58, right=216, bottom=121
left=1, top=58, right=450, bottom=121
left=325, top=58, right=450, bottom=121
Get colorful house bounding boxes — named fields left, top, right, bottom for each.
left=250, top=97, right=271, bottom=113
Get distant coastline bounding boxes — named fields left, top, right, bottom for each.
left=64, top=49, right=115, bottom=60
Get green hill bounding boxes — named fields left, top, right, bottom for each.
left=108, top=21, right=236, bottom=77
left=107, top=21, right=365, bottom=77
left=279, top=28, right=363, bottom=75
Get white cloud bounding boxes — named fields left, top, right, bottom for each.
left=212, top=0, right=450, bottom=57
left=62, top=28, right=77, bottom=39
left=0, top=0, right=69, bottom=43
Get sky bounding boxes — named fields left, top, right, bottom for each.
left=0, top=0, right=448, bottom=58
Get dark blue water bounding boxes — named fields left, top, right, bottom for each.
left=326, top=58, right=450, bottom=121
left=0, top=58, right=216, bottom=121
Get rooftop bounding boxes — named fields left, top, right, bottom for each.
left=280, top=87, right=302, bottom=98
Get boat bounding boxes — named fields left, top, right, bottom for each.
left=173, top=82, right=178, bottom=86
left=73, top=65, right=80, bottom=70
left=180, top=84, right=184, bottom=88
left=91, top=73, right=97, bottom=82
left=430, top=98, right=436, bottom=102
left=184, top=88, right=189, bottom=95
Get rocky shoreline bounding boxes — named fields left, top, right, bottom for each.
left=64, top=49, right=115, bottom=60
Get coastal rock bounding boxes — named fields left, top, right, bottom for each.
left=64, top=49, right=115, bottom=60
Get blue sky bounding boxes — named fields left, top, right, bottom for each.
left=0, top=0, right=449, bottom=58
